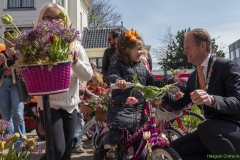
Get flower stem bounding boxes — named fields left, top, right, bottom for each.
left=0, top=36, right=14, bottom=46
left=10, top=21, right=21, bottom=35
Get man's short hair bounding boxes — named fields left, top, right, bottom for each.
left=91, top=62, right=97, bottom=66
left=109, top=30, right=120, bottom=39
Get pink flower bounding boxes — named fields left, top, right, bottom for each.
left=125, top=97, right=138, bottom=105
left=97, top=105, right=103, bottom=110
left=175, top=91, right=184, bottom=100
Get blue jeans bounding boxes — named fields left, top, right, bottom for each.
left=0, top=78, right=26, bottom=139
left=73, top=111, right=84, bottom=147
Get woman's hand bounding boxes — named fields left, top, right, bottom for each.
left=70, top=50, right=79, bottom=65
left=116, top=79, right=127, bottom=90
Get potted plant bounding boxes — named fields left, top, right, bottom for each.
left=88, top=88, right=111, bottom=122
left=0, top=13, right=80, bottom=96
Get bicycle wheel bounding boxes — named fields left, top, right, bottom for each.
left=163, top=127, right=183, bottom=142
left=151, top=146, right=181, bottom=160
left=172, top=112, right=204, bottom=134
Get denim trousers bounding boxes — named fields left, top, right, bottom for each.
left=73, top=111, right=85, bottom=148
left=0, top=78, right=26, bottom=139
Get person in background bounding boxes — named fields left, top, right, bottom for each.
left=102, top=30, right=120, bottom=81
left=90, top=62, right=101, bottom=73
left=87, top=72, right=107, bottom=95
left=0, top=30, right=26, bottom=147
left=36, top=3, right=92, bottom=160
left=163, top=28, right=240, bottom=160
left=72, top=81, right=95, bottom=153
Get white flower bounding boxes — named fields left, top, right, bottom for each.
left=143, top=131, right=151, bottom=140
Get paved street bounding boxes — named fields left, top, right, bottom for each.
left=27, top=130, right=95, bottom=160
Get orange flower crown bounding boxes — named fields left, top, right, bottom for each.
left=125, top=28, right=141, bottom=42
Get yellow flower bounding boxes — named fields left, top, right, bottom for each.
left=11, top=133, right=20, bottom=142
left=0, top=141, right=6, bottom=152
left=4, top=141, right=13, bottom=149
left=154, top=99, right=162, bottom=105
left=1, top=14, right=13, bottom=24
left=26, top=138, right=36, bottom=151
left=22, top=136, right=28, bottom=141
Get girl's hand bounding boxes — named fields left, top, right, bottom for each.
left=116, top=79, right=127, bottom=90
left=173, top=77, right=186, bottom=87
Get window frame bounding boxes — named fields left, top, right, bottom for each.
left=89, top=57, right=103, bottom=69
left=8, top=0, right=34, bottom=9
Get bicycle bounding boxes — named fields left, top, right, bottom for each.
left=73, top=101, right=105, bottom=148
left=95, top=82, right=181, bottom=160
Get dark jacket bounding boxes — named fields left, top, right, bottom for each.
left=164, top=55, right=240, bottom=126
left=106, top=55, right=173, bottom=131
left=102, top=47, right=116, bottom=81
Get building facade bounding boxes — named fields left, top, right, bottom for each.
left=0, top=0, right=91, bottom=42
left=229, top=39, right=240, bottom=66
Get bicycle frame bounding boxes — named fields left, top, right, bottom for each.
left=118, top=100, right=169, bottom=160
left=80, top=115, right=97, bottom=137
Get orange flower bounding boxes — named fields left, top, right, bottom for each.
left=125, top=28, right=141, bottom=42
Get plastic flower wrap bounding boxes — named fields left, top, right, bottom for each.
left=131, top=74, right=178, bottom=99
left=0, top=13, right=80, bottom=69
left=88, top=88, right=111, bottom=112
left=0, top=119, right=42, bottom=159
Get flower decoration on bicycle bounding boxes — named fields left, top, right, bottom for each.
left=88, top=89, right=111, bottom=112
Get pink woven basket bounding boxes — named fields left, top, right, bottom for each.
left=20, top=61, right=71, bottom=96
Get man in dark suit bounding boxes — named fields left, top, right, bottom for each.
left=102, top=30, right=120, bottom=81
left=164, top=28, right=240, bottom=160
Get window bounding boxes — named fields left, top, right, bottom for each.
left=236, top=48, right=240, bottom=58
left=89, top=58, right=102, bottom=69
left=230, top=51, right=234, bottom=60
left=57, top=0, right=63, bottom=6
left=8, top=0, right=34, bottom=8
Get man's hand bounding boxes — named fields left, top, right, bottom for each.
left=173, top=77, right=186, bottom=87
left=70, top=50, right=79, bottom=65
left=190, top=90, right=213, bottom=106
left=116, top=79, right=127, bottom=90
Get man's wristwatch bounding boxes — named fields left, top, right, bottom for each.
left=210, top=95, right=216, bottom=108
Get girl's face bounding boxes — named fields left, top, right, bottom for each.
left=91, top=78, right=99, bottom=86
left=42, top=7, right=62, bottom=23
left=128, top=40, right=144, bottom=63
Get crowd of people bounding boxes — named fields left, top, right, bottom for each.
left=0, top=2, right=240, bottom=160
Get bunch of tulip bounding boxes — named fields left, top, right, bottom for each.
left=0, top=13, right=80, bottom=68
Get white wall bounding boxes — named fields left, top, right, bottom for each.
left=0, top=0, right=90, bottom=43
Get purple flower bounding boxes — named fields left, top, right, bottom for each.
left=0, top=119, right=10, bottom=133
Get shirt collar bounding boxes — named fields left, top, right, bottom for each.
left=200, top=54, right=211, bottom=68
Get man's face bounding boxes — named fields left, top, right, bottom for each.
left=183, top=34, right=206, bottom=66
left=108, top=33, right=117, bottom=47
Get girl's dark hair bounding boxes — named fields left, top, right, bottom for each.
left=116, top=32, right=143, bottom=65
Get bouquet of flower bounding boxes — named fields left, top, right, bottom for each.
left=0, top=119, right=41, bottom=160
left=88, top=88, right=111, bottom=112
left=0, top=13, right=80, bottom=68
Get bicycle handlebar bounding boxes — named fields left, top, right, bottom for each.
left=110, top=82, right=135, bottom=90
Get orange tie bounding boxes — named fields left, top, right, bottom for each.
left=197, top=66, right=206, bottom=90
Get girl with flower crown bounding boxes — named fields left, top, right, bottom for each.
left=94, top=29, right=184, bottom=160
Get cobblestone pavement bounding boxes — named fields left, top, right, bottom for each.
left=27, top=130, right=95, bottom=160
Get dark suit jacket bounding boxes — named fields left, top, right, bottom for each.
left=164, top=55, right=240, bottom=126
left=102, top=47, right=116, bottom=80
